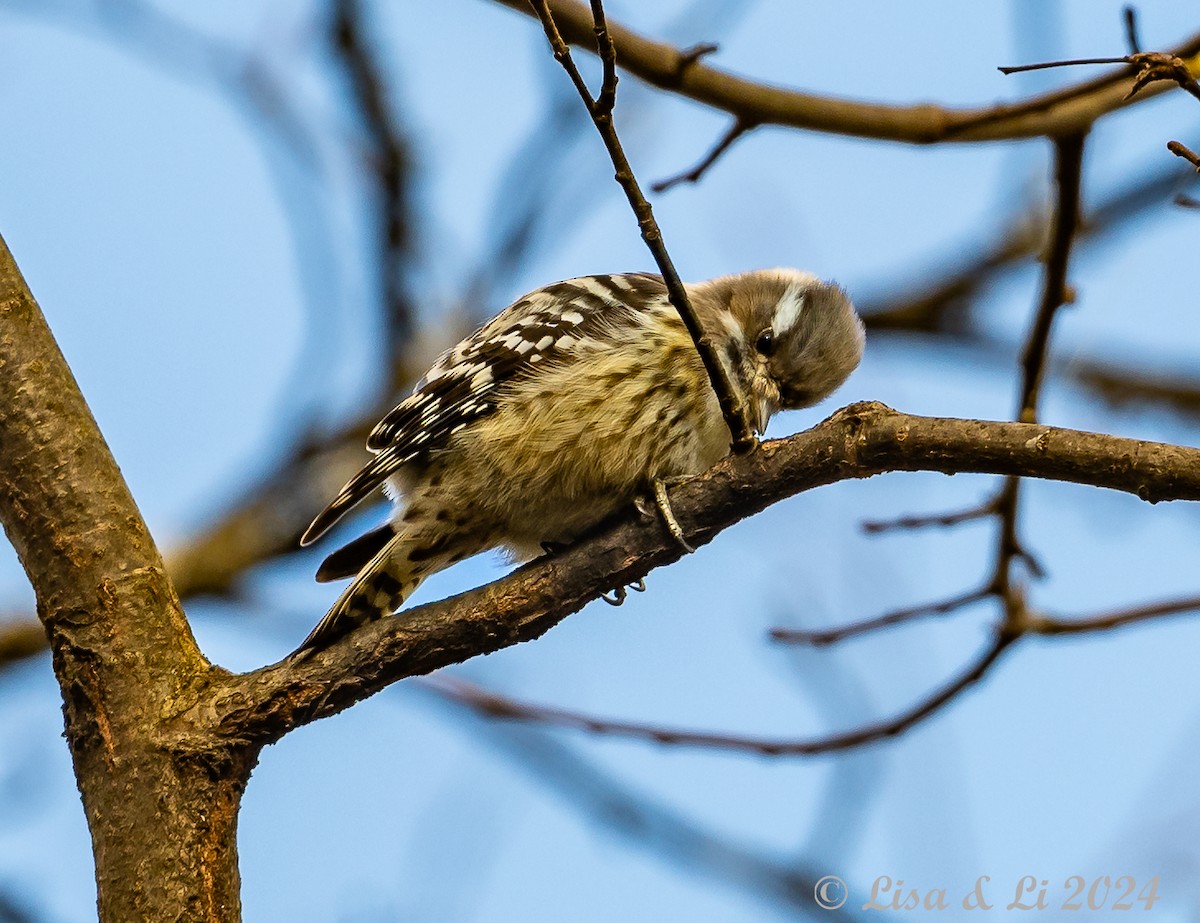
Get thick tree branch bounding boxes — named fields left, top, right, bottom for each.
left=206, top=402, right=1200, bottom=745
left=0, top=235, right=180, bottom=657
left=495, top=0, right=1200, bottom=144
left=0, top=234, right=245, bottom=920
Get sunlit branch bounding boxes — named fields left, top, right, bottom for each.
left=495, top=0, right=1200, bottom=143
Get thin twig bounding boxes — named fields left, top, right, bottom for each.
left=860, top=495, right=999, bottom=534
left=1168, top=139, right=1200, bottom=171
left=1123, top=6, right=1142, bottom=55
left=651, top=118, right=754, bottom=193
left=991, top=132, right=1087, bottom=621
left=1018, top=132, right=1087, bottom=420
left=1074, top=358, right=1200, bottom=413
left=675, top=41, right=718, bottom=75
left=1000, top=52, right=1200, bottom=104
left=589, top=0, right=617, bottom=115
left=999, top=57, right=1130, bottom=75
left=1032, top=594, right=1200, bottom=635
left=429, top=589, right=1200, bottom=755
left=423, top=634, right=1016, bottom=756
left=769, top=586, right=993, bottom=646
left=528, top=0, right=757, bottom=451
left=428, top=691, right=863, bottom=922
left=331, top=0, right=419, bottom=379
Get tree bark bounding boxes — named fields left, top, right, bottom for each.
left=0, top=234, right=251, bottom=921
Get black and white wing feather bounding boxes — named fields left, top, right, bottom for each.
left=300, top=274, right=665, bottom=546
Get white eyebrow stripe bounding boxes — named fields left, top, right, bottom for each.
left=719, top=310, right=745, bottom=346
left=772, top=284, right=806, bottom=335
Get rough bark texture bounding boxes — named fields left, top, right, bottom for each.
left=0, top=235, right=250, bottom=922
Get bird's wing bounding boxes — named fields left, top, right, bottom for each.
left=300, top=274, right=665, bottom=545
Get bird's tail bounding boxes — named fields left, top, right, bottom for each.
left=296, top=528, right=489, bottom=653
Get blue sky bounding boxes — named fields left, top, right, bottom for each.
left=2, top=1, right=1200, bottom=920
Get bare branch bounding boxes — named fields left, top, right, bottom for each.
left=420, top=633, right=1016, bottom=756
left=1070, top=358, right=1200, bottom=415
left=528, top=0, right=756, bottom=451
left=1018, top=133, right=1087, bottom=421
left=989, top=133, right=1087, bottom=619
left=1032, top=594, right=1200, bottom=635
left=494, top=0, right=1200, bottom=143
left=863, top=155, right=1194, bottom=336
left=860, top=494, right=998, bottom=534
left=206, top=402, right=1200, bottom=744
left=348, top=586, right=1200, bottom=755
left=0, top=235, right=189, bottom=662
left=0, top=620, right=46, bottom=669
left=1124, top=6, right=1142, bottom=55
left=1168, top=139, right=1200, bottom=170
left=1000, top=52, right=1200, bottom=104
left=770, top=586, right=993, bottom=647
left=331, top=0, right=419, bottom=375
left=588, top=0, right=618, bottom=115
left=651, top=118, right=755, bottom=193
left=999, top=57, right=1131, bottom=74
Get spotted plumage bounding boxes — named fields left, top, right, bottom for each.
left=297, top=269, right=863, bottom=651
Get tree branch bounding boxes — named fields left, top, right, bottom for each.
left=1017, top=132, right=1086, bottom=422
left=421, top=633, right=1017, bottom=756
left=1032, top=594, right=1200, bottom=635
left=494, top=0, right=1200, bottom=143
left=1168, top=139, right=1200, bottom=170
left=331, top=0, right=420, bottom=378
left=651, top=118, right=755, bottom=193
left=0, top=235, right=245, bottom=918
left=207, top=402, right=1200, bottom=745
left=770, top=586, right=993, bottom=647
left=425, top=580, right=1200, bottom=755
left=0, top=619, right=47, bottom=668
left=0, top=233, right=196, bottom=671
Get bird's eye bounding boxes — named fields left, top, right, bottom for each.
left=755, top=328, right=775, bottom=356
